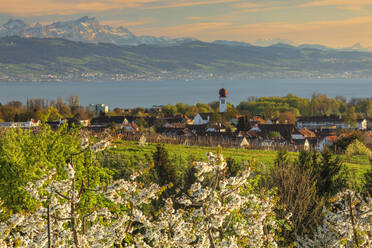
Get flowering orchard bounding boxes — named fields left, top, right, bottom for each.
left=0, top=128, right=371, bottom=247
left=0, top=139, right=279, bottom=247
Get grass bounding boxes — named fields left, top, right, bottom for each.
left=341, top=155, right=370, bottom=180
left=113, top=140, right=370, bottom=183
left=114, top=140, right=297, bottom=165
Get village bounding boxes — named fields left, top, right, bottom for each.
left=1, top=88, right=371, bottom=152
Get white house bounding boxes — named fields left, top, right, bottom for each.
left=317, top=136, right=338, bottom=151
left=356, top=119, right=367, bottom=130
left=193, top=113, right=210, bottom=125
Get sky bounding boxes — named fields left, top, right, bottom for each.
left=0, top=0, right=372, bottom=48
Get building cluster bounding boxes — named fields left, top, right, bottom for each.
left=1, top=88, right=371, bottom=151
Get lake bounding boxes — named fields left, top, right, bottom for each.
left=0, top=79, right=371, bottom=108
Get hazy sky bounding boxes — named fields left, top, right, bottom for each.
left=0, top=0, right=371, bottom=47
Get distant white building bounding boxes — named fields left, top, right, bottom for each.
left=356, top=118, right=367, bottom=130
left=88, top=104, right=109, bottom=115
left=193, top=113, right=210, bottom=125
left=297, top=116, right=367, bottom=130
left=0, top=119, right=39, bottom=128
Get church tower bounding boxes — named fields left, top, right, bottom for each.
left=219, top=88, right=227, bottom=113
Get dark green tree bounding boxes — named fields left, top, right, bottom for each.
left=152, top=144, right=177, bottom=188
left=237, top=115, right=252, bottom=131
left=226, top=157, right=242, bottom=177
left=316, top=150, right=348, bottom=196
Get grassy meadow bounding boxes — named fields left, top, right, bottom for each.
left=112, top=140, right=370, bottom=185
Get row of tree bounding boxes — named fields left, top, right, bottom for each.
left=0, top=96, right=94, bottom=122
left=2, top=93, right=370, bottom=123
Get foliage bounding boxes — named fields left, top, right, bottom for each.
left=0, top=124, right=81, bottom=212
left=263, top=150, right=324, bottom=244
left=299, top=150, right=348, bottom=197
left=266, top=131, right=282, bottom=140
left=331, top=131, right=364, bottom=153
left=262, top=150, right=352, bottom=243
left=278, top=112, right=296, bottom=124
left=363, top=163, right=372, bottom=196
left=238, top=94, right=308, bottom=117
left=0, top=126, right=115, bottom=219
left=343, top=106, right=357, bottom=128
left=152, top=144, right=177, bottom=200
left=345, top=139, right=372, bottom=158
left=237, top=115, right=252, bottom=131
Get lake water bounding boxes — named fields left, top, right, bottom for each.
left=0, top=79, right=371, bottom=108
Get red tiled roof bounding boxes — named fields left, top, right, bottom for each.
left=252, top=116, right=266, bottom=124
left=297, top=129, right=316, bottom=138
left=327, top=135, right=338, bottom=143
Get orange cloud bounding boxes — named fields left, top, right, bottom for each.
left=222, top=17, right=372, bottom=47
left=132, top=16, right=372, bottom=47
left=299, top=0, right=372, bottom=8
left=102, top=19, right=153, bottom=27
left=143, top=0, right=239, bottom=10
left=231, top=1, right=286, bottom=13
left=134, top=22, right=233, bottom=37
left=0, top=0, right=239, bottom=16
left=187, top=16, right=210, bottom=21
left=232, top=3, right=263, bottom=8
left=0, top=0, right=156, bottom=16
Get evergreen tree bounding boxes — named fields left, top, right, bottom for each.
left=297, top=150, right=348, bottom=197
left=152, top=144, right=177, bottom=187
left=316, top=150, right=348, bottom=197
left=237, top=115, right=252, bottom=131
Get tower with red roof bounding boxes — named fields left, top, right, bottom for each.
left=219, top=88, right=227, bottom=113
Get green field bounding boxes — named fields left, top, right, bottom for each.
left=112, top=140, right=370, bottom=183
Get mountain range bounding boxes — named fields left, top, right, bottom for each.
left=1, top=16, right=371, bottom=52
left=1, top=36, right=372, bottom=82
left=0, top=16, right=197, bottom=46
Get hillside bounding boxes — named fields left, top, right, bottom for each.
left=1, top=36, right=372, bottom=81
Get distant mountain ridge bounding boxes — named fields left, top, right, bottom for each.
left=0, top=16, right=197, bottom=46
left=1, top=36, right=372, bottom=82
left=1, top=16, right=371, bottom=52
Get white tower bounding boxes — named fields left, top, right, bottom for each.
left=219, top=88, right=227, bottom=113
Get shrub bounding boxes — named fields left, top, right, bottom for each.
left=345, top=139, right=372, bottom=158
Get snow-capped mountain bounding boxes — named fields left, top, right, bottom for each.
left=340, top=43, right=372, bottom=52
left=0, top=16, right=197, bottom=46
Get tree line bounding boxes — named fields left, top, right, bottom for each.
left=1, top=93, right=371, bottom=128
